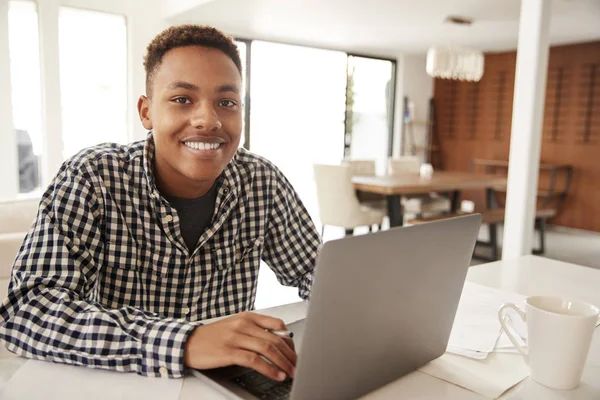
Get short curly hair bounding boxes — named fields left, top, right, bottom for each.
left=143, top=24, right=242, bottom=97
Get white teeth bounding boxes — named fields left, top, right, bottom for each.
left=183, top=141, right=221, bottom=150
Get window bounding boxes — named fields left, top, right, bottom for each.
left=8, top=0, right=43, bottom=194
left=345, top=56, right=395, bottom=175
left=249, top=41, right=347, bottom=224
left=59, top=7, right=127, bottom=158
left=249, top=42, right=347, bottom=309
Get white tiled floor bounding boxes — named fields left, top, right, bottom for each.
left=479, top=225, right=600, bottom=270
left=254, top=221, right=600, bottom=310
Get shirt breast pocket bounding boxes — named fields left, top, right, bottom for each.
left=206, top=237, right=264, bottom=315
left=104, top=234, right=139, bottom=271
left=102, top=231, right=174, bottom=309
left=237, top=236, right=264, bottom=265
left=104, top=232, right=163, bottom=276
left=100, top=233, right=143, bottom=308
left=211, top=245, right=236, bottom=271
left=210, top=236, right=263, bottom=271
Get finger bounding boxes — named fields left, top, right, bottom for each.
left=233, top=349, right=288, bottom=382
left=284, top=336, right=296, bottom=352
left=245, top=312, right=288, bottom=332
left=235, top=334, right=295, bottom=378
left=245, top=313, right=297, bottom=352
left=236, top=313, right=296, bottom=362
left=247, top=325, right=297, bottom=367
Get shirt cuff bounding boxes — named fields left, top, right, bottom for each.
left=140, top=318, right=203, bottom=378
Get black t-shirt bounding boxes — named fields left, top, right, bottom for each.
left=163, top=184, right=217, bottom=251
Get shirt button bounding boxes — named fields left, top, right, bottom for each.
left=159, top=367, right=168, bottom=376
left=137, top=260, right=142, bottom=267
left=235, top=250, right=241, bottom=260
left=164, top=215, right=173, bottom=223
left=183, top=307, right=191, bottom=315
left=223, top=187, right=229, bottom=194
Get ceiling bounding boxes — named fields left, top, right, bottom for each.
left=169, top=0, right=600, bottom=57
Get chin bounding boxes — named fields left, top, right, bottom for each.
left=183, top=168, right=221, bottom=183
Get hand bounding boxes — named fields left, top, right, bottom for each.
left=184, top=311, right=296, bottom=381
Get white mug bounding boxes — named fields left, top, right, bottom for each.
left=460, top=200, right=475, bottom=213
left=498, top=296, right=599, bottom=390
left=419, top=163, right=434, bottom=180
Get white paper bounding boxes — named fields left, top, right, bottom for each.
left=0, top=359, right=183, bottom=400
left=448, top=282, right=527, bottom=354
left=446, top=346, right=489, bottom=360
left=419, top=352, right=529, bottom=399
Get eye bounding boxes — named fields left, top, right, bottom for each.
left=173, top=97, right=191, bottom=104
left=219, top=99, right=237, bottom=107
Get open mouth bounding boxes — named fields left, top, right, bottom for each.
left=182, top=141, right=224, bottom=151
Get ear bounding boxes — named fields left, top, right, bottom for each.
left=137, top=95, right=153, bottom=130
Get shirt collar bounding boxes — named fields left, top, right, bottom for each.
left=143, top=132, right=160, bottom=199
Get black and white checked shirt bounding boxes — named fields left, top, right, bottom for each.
left=0, top=134, right=321, bottom=378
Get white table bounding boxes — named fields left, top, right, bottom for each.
left=2, top=255, right=600, bottom=399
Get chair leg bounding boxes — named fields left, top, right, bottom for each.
left=489, top=223, right=499, bottom=261
left=533, top=218, right=547, bottom=255
left=368, top=225, right=372, bottom=233
left=345, top=228, right=354, bottom=236
left=539, top=218, right=546, bottom=254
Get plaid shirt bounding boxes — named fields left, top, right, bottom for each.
left=0, top=135, right=321, bottom=378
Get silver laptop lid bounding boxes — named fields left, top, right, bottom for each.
left=291, top=214, right=482, bottom=400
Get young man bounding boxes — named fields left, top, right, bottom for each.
left=0, top=25, right=321, bottom=382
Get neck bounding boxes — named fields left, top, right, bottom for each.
left=154, top=163, right=215, bottom=199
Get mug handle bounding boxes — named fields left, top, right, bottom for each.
left=498, top=303, right=528, bottom=361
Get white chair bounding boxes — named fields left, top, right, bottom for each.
left=313, top=164, right=385, bottom=236
left=387, top=156, right=421, bottom=175
left=342, top=159, right=387, bottom=209
left=342, top=159, right=376, bottom=176
left=0, top=197, right=39, bottom=359
left=387, top=157, right=451, bottom=217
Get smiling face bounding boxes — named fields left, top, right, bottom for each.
left=137, top=45, right=243, bottom=198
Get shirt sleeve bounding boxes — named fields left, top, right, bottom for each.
left=261, top=168, right=322, bottom=300
left=0, top=163, right=200, bottom=378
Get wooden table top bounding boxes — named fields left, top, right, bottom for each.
left=352, top=171, right=507, bottom=195
left=472, top=159, right=572, bottom=171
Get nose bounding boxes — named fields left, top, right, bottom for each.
left=190, top=100, right=222, bottom=131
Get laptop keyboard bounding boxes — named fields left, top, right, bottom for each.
left=232, top=369, right=293, bottom=400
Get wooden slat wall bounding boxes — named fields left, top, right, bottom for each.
left=434, top=41, right=600, bottom=232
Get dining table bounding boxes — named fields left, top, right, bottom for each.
left=352, top=171, right=507, bottom=227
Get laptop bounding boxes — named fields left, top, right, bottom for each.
left=191, top=214, right=482, bottom=400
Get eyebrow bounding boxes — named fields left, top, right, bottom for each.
left=166, top=81, right=240, bottom=94
left=216, top=84, right=240, bottom=94
left=167, top=81, right=200, bottom=91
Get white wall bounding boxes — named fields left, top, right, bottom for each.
left=392, top=54, right=434, bottom=163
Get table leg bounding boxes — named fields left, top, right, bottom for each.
left=486, top=187, right=497, bottom=209
left=450, top=191, right=461, bottom=213
left=387, top=195, right=403, bottom=227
